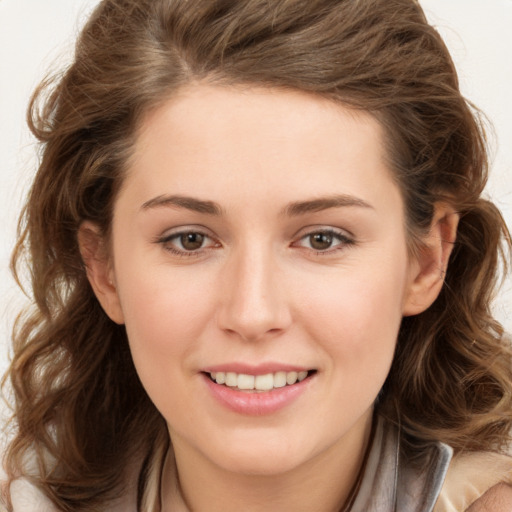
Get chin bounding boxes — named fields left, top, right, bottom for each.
left=219, top=453, right=303, bottom=477
left=204, top=432, right=314, bottom=476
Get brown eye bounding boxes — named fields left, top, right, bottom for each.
left=294, top=228, right=354, bottom=254
left=309, top=232, right=334, bottom=250
left=180, top=232, right=205, bottom=251
left=157, top=229, right=219, bottom=257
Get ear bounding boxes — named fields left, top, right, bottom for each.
left=78, top=221, right=125, bottom=324
left=402, top=204, right=459, bottom=317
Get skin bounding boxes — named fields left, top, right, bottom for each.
left=81, top=85, right=458, bottom=511
left=467, top=484, right=512, bottom=512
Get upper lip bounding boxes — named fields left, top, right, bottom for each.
left=202, top=363, right=313, bottom=375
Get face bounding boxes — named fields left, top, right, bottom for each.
left=92, top=85, right=427, bottom=476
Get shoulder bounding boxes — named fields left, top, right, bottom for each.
left=466, top=483, right=512, bottom=512
left=9, top=479, right=56, bottom=512
left=3, top=450, right=142, bottom=512
left=434, top=450, right=512, bottom=512
left=8, top=478, right=136, bottom=512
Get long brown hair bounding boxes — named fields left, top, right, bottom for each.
left=2, top=0, right=511, bottom=509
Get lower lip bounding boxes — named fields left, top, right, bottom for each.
left=203, top=374, right=313, bottom=416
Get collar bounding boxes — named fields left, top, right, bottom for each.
left=351, top=416, right=453, bottom=512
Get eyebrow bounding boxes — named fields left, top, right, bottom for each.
left=282, top=194, right=374, bottom=216
left=141, top=195, right=223, bottom=215
left=140, top=193, right=373, bottom=216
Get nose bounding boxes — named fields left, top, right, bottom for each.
left=216, top=244, right=292, bottom=342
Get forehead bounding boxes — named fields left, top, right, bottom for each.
left=134, top=84, right=383, bottom=157
left=121, top=84, right=400, bottom=216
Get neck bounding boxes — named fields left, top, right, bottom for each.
left=161, top=413, right=374, bottom=512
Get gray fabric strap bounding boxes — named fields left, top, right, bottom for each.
left=351, top=416, right=453, bottom=512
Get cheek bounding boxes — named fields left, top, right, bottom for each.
left=113, top=264, right=219, bottom=418
left=114, top=259, right=216, bottom=364
left=295, top=252, right=409, bottom=373
left=293, top=267, right=406, bottom=435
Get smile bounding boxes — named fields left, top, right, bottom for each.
left=203, top=369, right=315, bottom=415
left=209, top=371, right=310, bottom=391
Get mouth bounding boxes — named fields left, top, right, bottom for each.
left=205, top=370, right=316, bottom=392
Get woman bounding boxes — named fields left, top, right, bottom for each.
left=2, top=0, right=511, bottom=510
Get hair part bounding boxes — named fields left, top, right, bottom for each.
left=2, top=0, right=511, bottom=509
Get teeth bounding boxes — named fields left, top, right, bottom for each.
left=237, top=374, right=255, bottom=390
left=274, top=371, right=287, bottom=388
left=286, top=371, right=298, bottom=385
left=255, top=373, right=274, bottom=391
left=210, top=370, right=311, bottom=390
left=225, top=372, right=237, bottom=387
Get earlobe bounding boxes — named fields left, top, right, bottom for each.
left=78, top=221, right=125, bottom=324
left=402, top=204, right=459, bottom=317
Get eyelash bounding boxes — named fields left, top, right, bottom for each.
left=156, top=229, right=219, bottom=258
left=155, top=227, right=355, bottom=257
left=293, top=228, right=355, bottom=255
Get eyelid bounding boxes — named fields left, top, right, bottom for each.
left=292, top=226, right=355, bottom=253
left=292, top=224, right=354, bottom=240
left=153, top=224, right=354, bottom=257
left=154, top=225, right=221, bottom=255
left=156, top=224, right=211, bottom=240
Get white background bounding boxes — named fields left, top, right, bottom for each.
left=0, top=0, right=511, bottom=384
